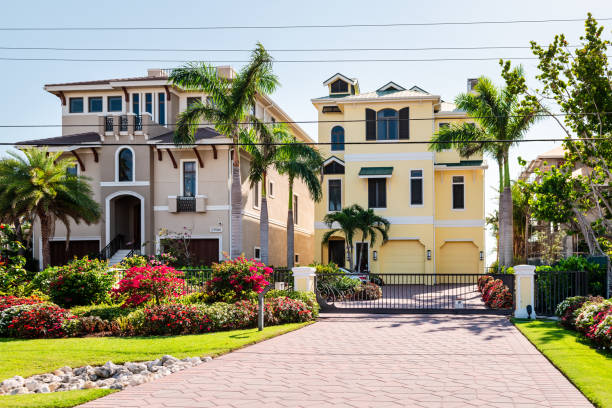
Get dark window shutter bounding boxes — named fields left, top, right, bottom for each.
left=366, top=109, right=376, bottom=140
left=411, top=179, right=423, bottom=205
left=368, top=179, right=376, bottom=207
left=380, top=179, right=387, bottom=208
left=399, top=107, right=410, bottom=139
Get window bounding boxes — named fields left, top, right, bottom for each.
left=69, top=98, right=83, bottom=113
left=452, top=176, right=465, bottom=210
left=439, top=122, right=449, bottom=130
left=88, top=97, right=102, bottom=113
left=330, top=79, right=348, bottom=93
left=328, top=179, right=342, bottom=211
left=271, top=117, right=276, bottom=123
left=268, top=181, right=274, bottom=198
left=376, top=109, right=399, bottom=140
left=368, top=178, right=386, bottom=208
left=182, top=161, right=196, bottom=197
left=254, top=247, right=261, bottom=260
left=294, top=254, right=300, bottom=264
left=187, top=97, right=201, bottom=108
left=145, top=93, right=153, bottom=115
left=410, top=170, right=424, bottom=206
left=118, top=148, right=133, bottom=182
left=107, top=96, right=122, bottom=112
left=132, top=94, right=140, bottom=114
left=331, top=126, right=345, bottom=151
left=158, top=93, right=166, bottom=125
left=66, top=164, right=78, bottom=176
left=253, top=182, right=259, bottom=209
left=323, top=160, right=345, bottom=175
left=293, top=194, right=298, bottom=224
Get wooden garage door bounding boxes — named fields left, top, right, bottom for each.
left=50, top=240, right=100, bottom=266
left=438, top=242, right=478, bottom=275
left=380, top=240, right=425, bottom=275
left=188, top=239, right=219, bottom=267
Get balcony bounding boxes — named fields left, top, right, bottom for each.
left=167, top=195, right=207, bottom=213
left=134, top=114, right=143, bottom=132
left=177, top=196, right=196, bottom=212
left=119, top=115, right=128, bottom=133
left=104, top=116, right=114, bottom=133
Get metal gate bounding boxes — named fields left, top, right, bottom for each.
left=316, top=273, right=515, bottom=314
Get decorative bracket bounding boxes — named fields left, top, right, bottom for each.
left=193, top=148, right=204, bottom=168
left=166, top=149, right=177, bottom=168
left=71, top=150, right=85, bottom=171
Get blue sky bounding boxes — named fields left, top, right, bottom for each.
left=0, top=0, right=610, bottom=264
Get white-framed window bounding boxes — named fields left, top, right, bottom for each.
left=180, top=160, right=197, bottom=197
left=253, top=182, right=260, bottom=209
left=452, top=175, right=465, bottom=210
left=69, top=97, right=83, bottom=113
left=328, top=178, right=342, bottom=212
left=254, top=247, right=261, bottom=261
left=67, top=164, right=79, bottom=176
left=293, top=194, right=298, bottom=224
left=268, top=180, right=275, bottom=198
left=115, top=146, right=135, bottom=182
left=410, top=169, right=424, bottom=206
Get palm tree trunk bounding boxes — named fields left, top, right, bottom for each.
left=501, top=152, right=514, bottom=267
left=497, top=159, right=504, bottom=268
left=39, top=214, right=51, bottom=268
left=230, top=150, right=243, bottom=259
left=286, top=179, right=294, bottom=268
left=259, top=172, right=269, bottom=265
left=346, top=239, right=354, bottom=270
left=357, top=233, right=367, bottom=273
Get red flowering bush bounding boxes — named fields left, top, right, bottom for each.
left=5, top=304, right=75, bottom=338
left=477, top=275, right=494, bottom=292
left=140, top=304, right=211, bottom=335
left=265, top=297, right=313, bottom=324
left=555, top=296, right=602, bottom=329
left=0, top=295, right=46, bottom=311
left=205, top=257, right=272, bottom=302
left=111, top=265, right=186, bottom=307
left=481, top=279, right=513, bottom=309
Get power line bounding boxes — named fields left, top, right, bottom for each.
left=0, top=17, right=608, bottom=31
left=0, top=112, right=610, bottom=128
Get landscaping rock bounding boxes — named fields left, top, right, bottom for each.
left=201, top=356, right=213, bottom=362
left=35, top=384, right=50, bottom=393
left=126, top=362, right=147, bottom=374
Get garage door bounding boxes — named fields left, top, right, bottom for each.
left=380, top=240, right=425, bottom=284
left=188, top=239, right=219, bottom=266
left=438, top=241, right=479, bottom=275
left=50, top=240, right=100, bottom=266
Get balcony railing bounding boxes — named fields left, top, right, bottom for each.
left=104, top=116, right=114, bottom=132
left=177, top=196, right=196, bottom=212
left=134, top=114, right=142, bottom=131
left=119, top=115, right=128, bottom=132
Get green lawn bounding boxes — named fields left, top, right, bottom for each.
left=0, top=322, right=311, bottom=408
left=513, top=319, right=612, bottom=408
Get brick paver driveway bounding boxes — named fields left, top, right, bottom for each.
left=83, top=314, right=592, bottom=408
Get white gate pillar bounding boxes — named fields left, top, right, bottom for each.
left=514, top=264, right=536, bottom=319
left=292, top=266, right=316, bottom=293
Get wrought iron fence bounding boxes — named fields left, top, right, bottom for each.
left=104, top=116, right=113, bottom=132
left=535, top=270, right=589, bottom=316
left=119, top=115, right=128, bottom=132
left=134, top=114, right=142, bottom=131
left=177, top=196, right=196, bottom=212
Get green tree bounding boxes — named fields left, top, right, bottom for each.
left=0, top=148, right=100, bottom=267
left=169, top=43, right=279, bottom=258
left=322, top=205, right=361, bottom=271
left=355, top=206, right=390, bottom=273
left=429, top=69, right=540, bottom=267
left=275, top=133, right=323, bottom=267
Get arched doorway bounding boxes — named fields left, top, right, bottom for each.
left=105, top=191, right=144, bottom=250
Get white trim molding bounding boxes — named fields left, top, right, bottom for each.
left=101, top=181, right=149, bottom=187
left=385, top=216, right=434, bottom=225
left=104, top=190, right=145, bottom=251
left=345, top=152, right=433, bottom=162
left=114, top=146, right=136, bottom=182
left=435, top=219, right=485, bottom=227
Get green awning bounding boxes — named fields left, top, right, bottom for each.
left=359, top=167, right=394, bottom=178
left=437, top=160, right=483, bottom=167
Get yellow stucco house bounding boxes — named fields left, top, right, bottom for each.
left=312, top=73, right=487, bottom=278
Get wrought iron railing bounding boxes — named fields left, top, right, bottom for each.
left=177, top=196, right=196, bottom=212
left=134, top=114, right=142, bottom=131
left=119, top=115, right=128, bottom=132
left=104, top=116, right=114, bottom=132
left=97, top=235, right=124, bottom=261
left=535, top=270, right=589, bottom=316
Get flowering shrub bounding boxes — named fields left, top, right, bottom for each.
left=351, top=282, right=383, bottom=300
left=149, top=253, right=179, bottom=266
left=479, top=278, right=513, bottom=309
left=32, top=257, right=116, bottom=307
left=139, top=304, right=211, bottom=335
left=0, top=295, right=46, bottom=311
left=266, top=290, right=319, bottom=317
left=574, top=299, right=611, bottom=334
left=117, top=255, right=148, bottom=270
left=0, top=223, right=29, bottom=296
left=477, top=275, right=494, bottom=292
left=111, top=265, right=186, bottom=307
left=3, top=304, right=75, bottom=338
left=590, top=313, right=612, bottom=347
left=555, top=296, right=601, bottom=329
left=205, top=257, right=272, bottom=302
left=265, top=297, right=312, bottom=324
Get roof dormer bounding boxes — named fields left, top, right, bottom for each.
left=377, top=81, right=406, bottom=93
left=323, top=73, right=359, bottom=96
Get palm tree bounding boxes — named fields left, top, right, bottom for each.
left=322, top=205, right=361, bottom=270
left=0, top=148, right=100, bottom=267
left=169, top=43, right=279, bottom=259
left=429, top=68, right=539, bottom=267
left=355, top=206, right=390, bottom=273
left=275, top=133, right=323, bottom=267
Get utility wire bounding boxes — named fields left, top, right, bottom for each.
left=0, top=17, right=608, bottom=31
left=0, top=112, right=610, bottom=128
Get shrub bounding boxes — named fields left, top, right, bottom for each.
left=574, top=299, right=612, bottom=334
left=265, top=297, right=312, bottom=324
left=266, top=290, right=319, bottom=317
left=590, top=313, right=612, bottom=347
left=178, top=291, right=211, bottom=305
left=70, top=303, right=134, bottom=321
left=555, top=296, right=601, bottom=329
left=62, top=316, right=115, bottom=337
left=205, top=257, right=272, bottom=302
left=585, top=308, right=612, bottom=345
left=116, top=255, right=148, bottom=270
left=32, top=257, right=116, bottom=307
left=0, top=224, right=29, bottom=296
left=477, top=275, right=493, bottom=292
left=0, top=295, right=47, bottom=311
left=351, top=282, right=383, bottom=300
left=481, top=279, right=513, bottom=309
left=3, top=304, right=75, bottom=338
left=111, top=265, right=186, bottom=307
left=140, top=304, right=210, bottom=335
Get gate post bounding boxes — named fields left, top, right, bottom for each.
left=292, top=266, right=316, bottom=293
left=514, top=265, right=536, bottom=319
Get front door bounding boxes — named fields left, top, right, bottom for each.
left=356, top=243, right=369, bottom=272
left=328, top=240, right=345, bottom=268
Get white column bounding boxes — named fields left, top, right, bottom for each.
left=514, top=264, right=536, bottom=319
left=292, top=266, right=316, bottom=293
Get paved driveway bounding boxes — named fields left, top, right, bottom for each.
left=83, top=315, right=592, bottom=408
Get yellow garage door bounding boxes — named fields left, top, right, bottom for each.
left=438, top=242, right=479, bottom=275
left=380, top=240, right=425, bottom=284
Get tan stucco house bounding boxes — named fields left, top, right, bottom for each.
left=24, top=68, right=315, bottom=268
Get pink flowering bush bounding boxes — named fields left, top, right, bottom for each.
left=479, top=277, right=513, bottom=309
left=265, top=297, right=313, bottom=325
left=0, top=295, right=46, bottom=311
left=205, top=257, right=272, bottom=302
left=111, top=265, right=186, bottom=307
left=140, top=304, right=211, bottom=335
left=555, top=296, right=612, bottom=349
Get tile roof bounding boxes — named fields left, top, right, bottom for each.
left=46, top=75, right=168, bottom=87
left=438, top=101, right=464, bottom=112
left=150, top=127, right=224, bottom=143
left=18, top=132, right=101, bottom=145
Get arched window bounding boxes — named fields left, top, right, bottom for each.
left=377, top=109, right=398, bottom=140
left=331, top=126, right=345, bottom=151
left=118, top=148, right=133, bottom=181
